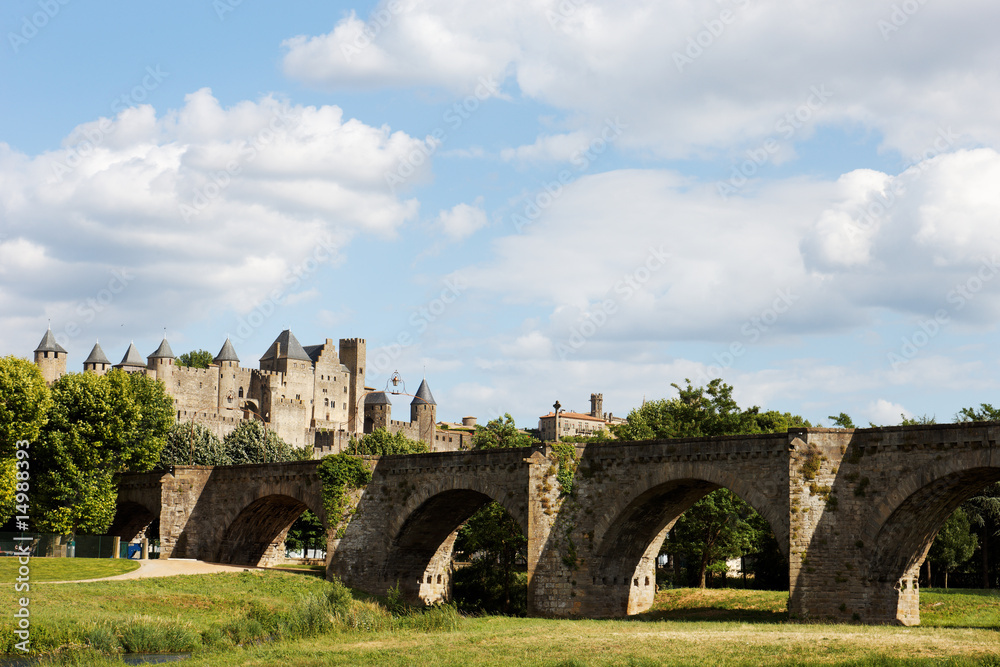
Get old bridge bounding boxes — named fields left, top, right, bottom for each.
left=115, top=423, right=1000, bottom=625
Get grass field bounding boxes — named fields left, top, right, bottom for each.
left=0, top=557, right=139, bottom=582
left=1, top=564, right=998, bottom=666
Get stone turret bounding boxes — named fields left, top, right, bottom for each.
left=34, top=326, right=67, bottom=384
left=590, top=393, right=603, bottom=419
left=215, top=337, right=241, bottom=409
left=364, top=391, right=390, bottom=433
left=115, top=342, right=147, bottom=374
left=147, top=336, right=175, bottom=383
left=260, top=329, right=311, bottom=374
left=339, top=338, right=366, bottom=433
left=83, top=341, right=111, bottom=375
left=410, top=378, right=437, bottom=444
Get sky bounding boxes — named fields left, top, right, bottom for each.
left=3, top=0, right=1000, bottom=429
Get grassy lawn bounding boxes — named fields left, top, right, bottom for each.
left=0, top=557, right=139, bottom=582
left=1, top=574, right=998, bottom=666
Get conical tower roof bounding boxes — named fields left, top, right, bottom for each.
left=83, top=341, right=110, bottom=365
left=116, top=342, right=146, bottom=368
left=411, top=378, right=437, bottom=406
left=214, top=337, right=240, bottom=363
left=34, top=326, right=67, bottom=354
left=149, top=337, right=175, bottom=359
left=260, top=329, right=311, bottom=362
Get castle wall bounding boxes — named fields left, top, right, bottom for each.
left=175, top=409, right=242, bottom=441
left=170, top=366, right=221, bottom=412
left=270, top=397, right=310, bottom=449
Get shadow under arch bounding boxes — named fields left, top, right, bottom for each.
left=216, top=493, right=320, bottom=566
left=106, top=500, right=158, bottom=543
left=380, top=486, right=528, bottom=607
left=861, top=464, right=1000, bottom=624
left=591, top=475, right=788, bottom=617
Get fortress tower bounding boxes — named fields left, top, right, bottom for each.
left=364, top=391, right=390, bottom=433
left=590, top=393, right=603, bottom=419
left=33, top=326, right=67, bottom=384
left=147, top=336, right=175, bottom=384
left=339, top=338, right=366, bottom=433
left=214, top=338, right=241, bottom=410
left=82, top=341, right=111, bottom=375
left=114, top=342, right=147, bottom=374
left=410, top=378, right=437, bottom=444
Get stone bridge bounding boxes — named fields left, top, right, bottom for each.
left=114, top=424, right=1000, bottom=625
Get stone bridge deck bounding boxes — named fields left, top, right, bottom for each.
left=115, top=423, right=999, bottom=624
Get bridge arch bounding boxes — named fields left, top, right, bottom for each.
left=214, top=480, right=326, bottom=567
left=590, top=464, right=788, bottom=616
left=859, top=453, right=1000, bottom=624
left=378, top=478, right=528, bottom=606
left=107, top=500, right=158, bottom=543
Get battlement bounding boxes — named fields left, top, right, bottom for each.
left=175, top=366, right=217, bottom=377
left=176, top=410, right=241, bottom=424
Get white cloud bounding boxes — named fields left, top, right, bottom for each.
left=866, top=399, right=910, bottom=426
left=436, top=199, right=488, bottom=240
left=282, top=0, right=1000, bottom=159
left=0, top=89, right=424, bottom=353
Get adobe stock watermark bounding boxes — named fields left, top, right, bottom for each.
left=213, top=0, right=248, bottom=21
left=556, top=246, right=668, bottom=360
left=179, top=107, right=298, bottom=222
left=8, top=0, right=71, bottom=54
left=12, top=439, right=32, bottom=653
left=888, top=257, right=1000, bottom=370
left=231, top=237, right=339, bottom=345
left=878, top=0, right=931, bottom=41
left=718, top=85, right=833, bottom=199
left=50, top=66, right=170, bottom=183
left=511, top=117, right=627, bottom=233
left=369, top=274, right=467, bottom=375
left=673, top=0, right=752, bottom=73
left=52, top=268, right=135, bottom=349
left=696, top=287, right=799, bottom=383
left=384, top=76, right=500, bottom=191
left=339, top=0, right=406, bottom=62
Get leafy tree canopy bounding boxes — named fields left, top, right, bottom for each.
left=222, top=420, right=300, bottom=464
left=956, top=404, right=1000, bottom=422
left=614, top=379, right=809, bottom=441
left=0, top=356, right=52, bottom=459
left=346, top=428, right=427, bottom=456
left=34, top=370, right=173, bottom=535
left=471, top=413, right=537, bottom=449
left=177, top=349, right=214, bottom=369
left=900, top=414, right=936, bottom=426
left=929, top=507, right=978, bottom=588
left=160, top=421, right=230, bottom=466
left=827, top=412, right=855, bottom=429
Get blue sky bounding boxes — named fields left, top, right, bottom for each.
left=3, top=0, right=1000, bottom=428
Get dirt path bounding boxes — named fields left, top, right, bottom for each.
left=50, top=559, right=266, bottom=584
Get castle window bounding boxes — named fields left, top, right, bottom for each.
left=239, top=387, right=244, bottom=398
left=343, top=386, right=348, bottom=393
left=343, top=403, right=346, bottom=409
left=43, top=352, right=48, bottom=358
left=324, top=398, right=329, bottom=406
left=296, top=394, right=301, bottom=400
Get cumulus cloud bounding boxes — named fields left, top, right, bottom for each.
left=461, top=148, right=1000, bottom=351
left=436, top=199, right=488, bottom=239
left=282, top=0, right=1000, bottom=159
left=0, top=89, right=424, bottom=353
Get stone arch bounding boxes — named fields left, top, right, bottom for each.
left=590, top=466, right=788, bottom=616
left=215, top=487, right=326, bottom=567
left=379, top=479, right=528, bottom=606
left=106, top=500, right=158, bottom=543
left=858, top=454, right=1000, bottom=623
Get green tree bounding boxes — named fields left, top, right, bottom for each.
left=929, top=507, right=978, bottom=589
left=454, top=413, right=533, bottom=614
left=901, top=414, right=936, bottom=425
left=664, top=489, right=759, bottom=588
left=454, top=500, right=528, bottom=614
left=34, top=370, right=173, bottom=535
left=962, top=482, right=1000, bottom=589
left=284, top=509, right=326, bottom=554
left=159, top=421, right=230, bottom=466
left=957, top=404, right=1000, bottom=422
left=346, top=428, right=427, bottom=455
left=827, top=412, right=855, bottom=428
left=222, top=420, right=298, bottom=464
left=0, top=356, right=52, bottom=525
left=176, top=350, right=214, bottom=369
left=471, top=413, right=537, bottom=449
